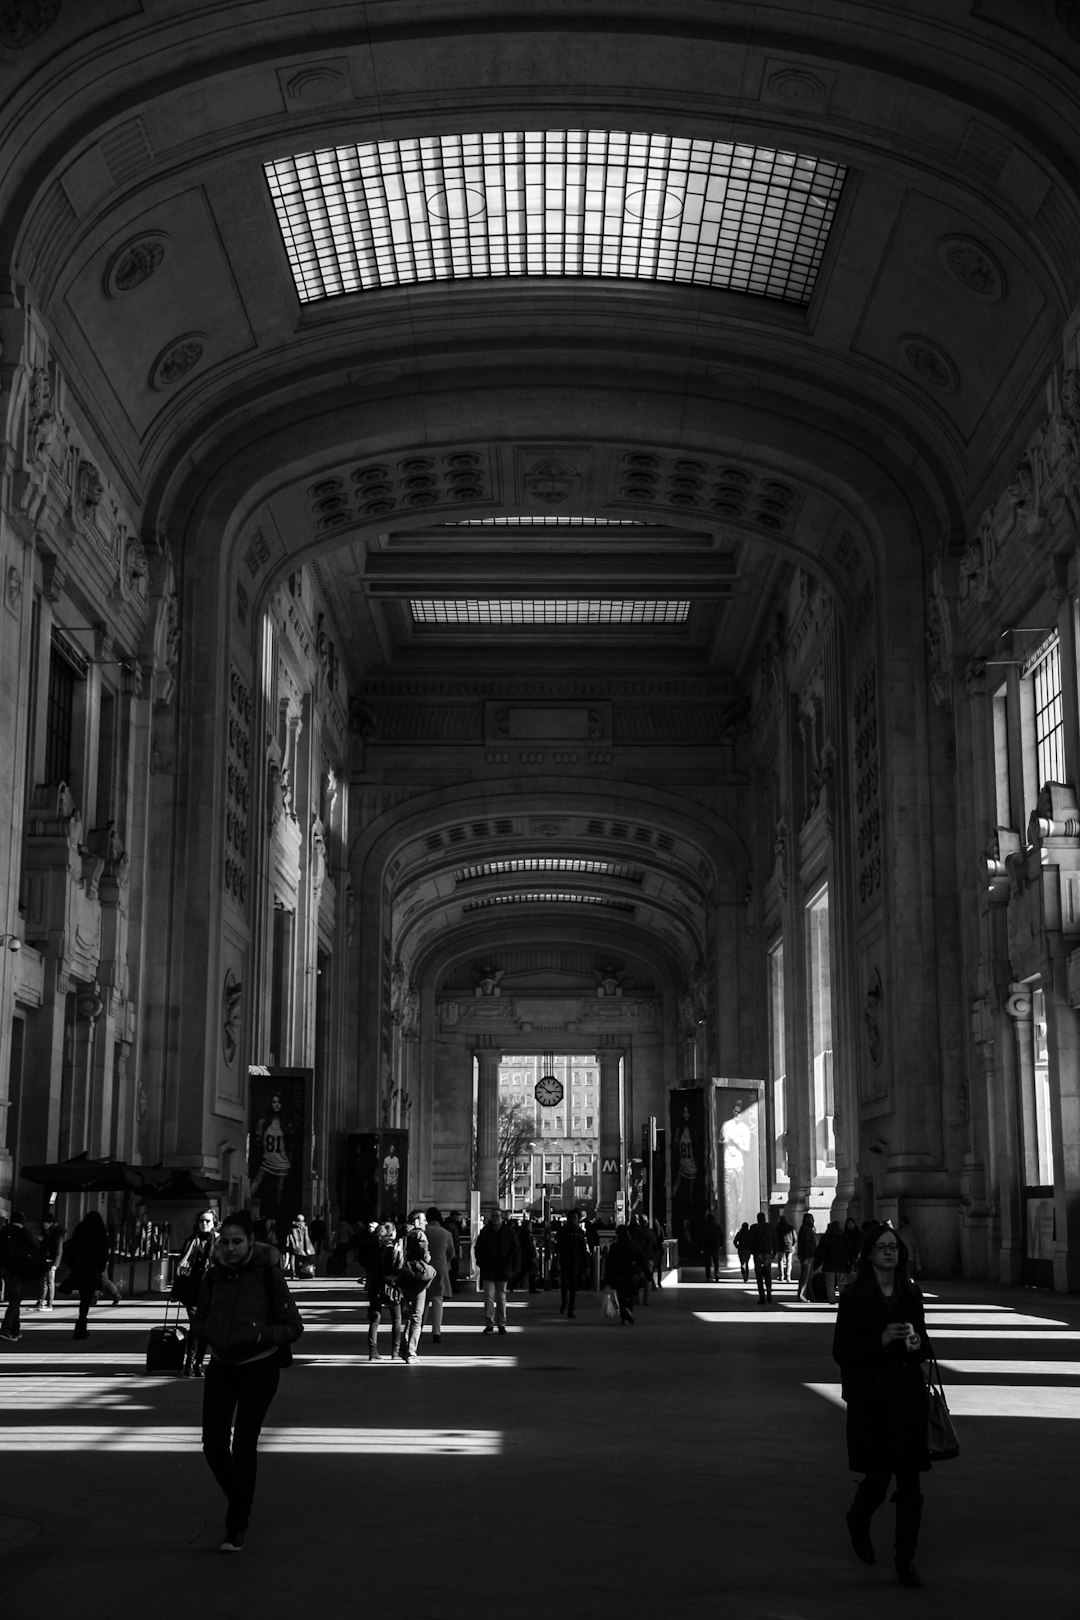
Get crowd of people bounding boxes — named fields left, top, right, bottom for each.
left=0, top=1200, right=937, bottom=1584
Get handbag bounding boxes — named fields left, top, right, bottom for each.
left=400, top=1258, right=436, bottom=1293
left=601, top=1285, right=620, bottom=1322
left=925, top=1354, right=960, bottom=1461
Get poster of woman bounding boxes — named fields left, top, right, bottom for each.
left=247, top=1067, right=310, bottom=1236
left=669, top=1089, right=707, bottom=1254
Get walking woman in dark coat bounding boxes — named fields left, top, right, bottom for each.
left=193, top=1210, right=303, bottom=1551
left=832, top=1221, right=933, bottom=1588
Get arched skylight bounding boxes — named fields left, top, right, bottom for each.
left=265, top=130, right=846, bottom=306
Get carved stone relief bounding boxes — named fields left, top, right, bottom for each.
left=937, top=234, right=1005, bottom=301
left=0, top=0, right=60, bottom=48
left=900, top=334, right=959, bottom=393
left=853, top=665, right=881, bottom=909
left=224, top=668, right=251, bottom=907
left=104, top=233, right=168, bottom=297
left=149, top=333, right=206, bottom=390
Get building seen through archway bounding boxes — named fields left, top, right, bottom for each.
left=2, top=2, right=1080, bottom=1289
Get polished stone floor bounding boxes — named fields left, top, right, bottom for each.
left=0, top=1263, right=1076, bottom=1619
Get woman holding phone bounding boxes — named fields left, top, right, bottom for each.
left=832, top=1221, right=933, bottom=1587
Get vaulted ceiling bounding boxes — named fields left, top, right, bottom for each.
left=4, top=1, right=1079, bottom=688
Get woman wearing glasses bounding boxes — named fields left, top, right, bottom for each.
left=832, top=1220, right=932, bottom=1588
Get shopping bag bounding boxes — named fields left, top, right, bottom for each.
left=601, top=1285, right=620, bottom=1322
left=925, top=1355, right=959, bottom=1461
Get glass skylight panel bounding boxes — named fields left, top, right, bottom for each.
left=410, top=600, right=690, bottom=625
left=462, top=893, right=635, bottom=913
left=265, top=131, right=846, bottom=306
left=456, top=858, right=644, bottom=882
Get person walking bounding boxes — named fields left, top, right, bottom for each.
left=842, top=1216, right=862, bottom=1275
left=285, top=1212, right=316, bottom=1278
left=474, top=1209, right=519, bottom=1336
left=832, top=1221, right=933, bottom=1588
left=326, top=1213, right=354, bottom=1276
left=818, top=1219, right=850, bottom=1303
left=34, top=1214, right=64, bottom=1312
left=702, top=1207, right=724, bottom=1282
left=749, top=1210, right=776, bottom=1302
left=516, top=1216, right=539, bottom=1293
left=733, top=1221, right=753, bottom=1283
left=795, top=1212, right=818, bottom=1300
left=363, top=1220, right=404, bottom=1361
left=424, top=1207, right=456, bottom=1343
left=556, top=1210, right=590, bottom=1319
left=193, top=1209, right=303, bottom=1552
left=174, top=1209, right=218, bottom=1376
left=775, top=1211, right=797, bottom=1283
left=602, top=1224, right=647, bottom=1324
left=0, top=1211, right=45, bottom=1340
left=399, top=1209, right=433, bottom=1363
left=60, top=1210, right=117, bottom=1339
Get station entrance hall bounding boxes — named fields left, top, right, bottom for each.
left=2, top=1, right=1080, bottom=1609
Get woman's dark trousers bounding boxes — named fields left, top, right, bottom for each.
left=848, top=1470, right=922, bottom=1570
left=201, top=1357, right=280, bottom=1535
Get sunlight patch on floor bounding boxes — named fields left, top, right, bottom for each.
left=0, top=1426, right=502, bottom=1453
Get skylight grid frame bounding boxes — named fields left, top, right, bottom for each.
left=461, top=892, right=636, bottom=913
left=265, top=130, right=846, bottom=306
left=455, top=858, right=644, bottom=882
left=410, top=599, right=691, bottom=625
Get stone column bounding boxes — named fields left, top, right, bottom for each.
left=476, top=1048, right=500, bottom=1211
left=598, top=1048, right=622, bottom=1219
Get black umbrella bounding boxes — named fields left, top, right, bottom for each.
left=20, top=1153, right=143, bottom=1194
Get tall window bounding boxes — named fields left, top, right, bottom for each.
left=44, top=645, right=77, bottom=786
left=768, top=941, right=788, bottom=1183
left=806, top=885, right=834, bottom=1180
left=1031, top=985, right=1054, bottom=1186
left=1028, top=636, right=1064, bottom=792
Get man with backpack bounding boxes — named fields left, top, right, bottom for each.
left=0, top=1210, right=45, bottom=1341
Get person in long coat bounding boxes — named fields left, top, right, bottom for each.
left=423, top=1207, right=456, bottom=1342
left=832, top=1221, right=933, bottom=1588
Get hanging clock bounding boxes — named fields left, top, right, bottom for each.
left=534, top=1073, right=564, bottom=1107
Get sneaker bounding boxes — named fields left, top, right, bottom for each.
left=482, top=1324, right=494, bottom=1334
left=497, top=1325, right=507, bottom=1335
left=219, top=1531, right=246, bottom=1553
left=0, top=1328, right=21, bottom=1341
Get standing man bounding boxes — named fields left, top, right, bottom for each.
left=474, top=1210, right=519, bottom=1336
left=749, top=1210, right=776, bottom=1303
left=775, top=1209, right=797, bottom=1283
left=702, top=1207, right=724, bottom=1282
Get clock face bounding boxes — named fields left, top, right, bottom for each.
left=534, top=1074, right=565, bottom=1107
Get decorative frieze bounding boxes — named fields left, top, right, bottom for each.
left=853, top=664, right=881, bottom=909
left=224, top=667, right=251, bottom=907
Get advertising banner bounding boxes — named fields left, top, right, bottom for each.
left=247, top=1066, right=312, bottom=1239
left=669, top=1087, right=707, bottom=1253
left=345, top=1131, right=410, bottom=1226
left=708, top=1081, right=763, bottom=1253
